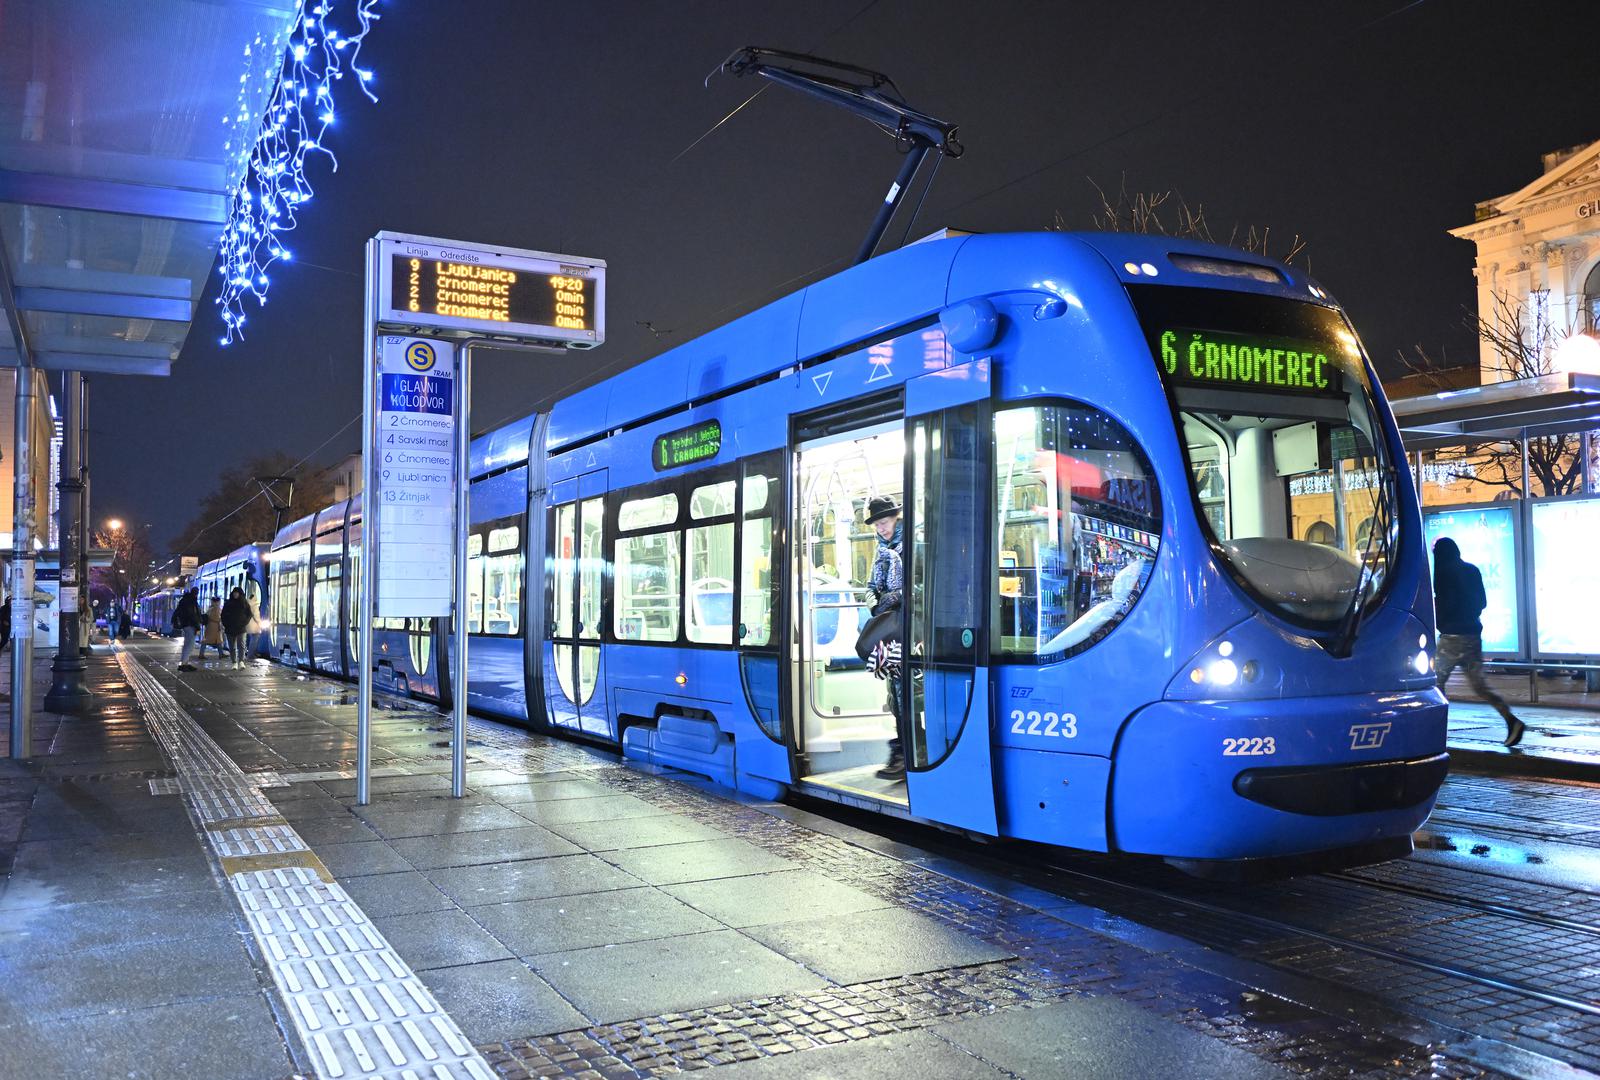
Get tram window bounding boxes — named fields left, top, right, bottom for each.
left=614, top=532, right=681, bottom=642
left=740, top=462, right=778, bottom=647
left=689, top=481, right=736, bottom=520
left=686, top=522, right=735, bottom=644
left=483, top=528, right=522, bottom=636
left=466, top=533, right=484, bottom=633
left=993, top=403, right=1160, bottom=659
left=578, top=498, right=603, bottom=640
left=551, top=504, right=576, bottom=639
left=619, top=493, right=679, bottom=531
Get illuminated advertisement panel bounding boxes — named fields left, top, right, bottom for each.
left=1424, top=507, right=1518, bottom=654
left=1531, top=499, right=1600, bottom=655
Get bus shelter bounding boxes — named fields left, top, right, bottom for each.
left=1390, top=372, right=1600, bottom=692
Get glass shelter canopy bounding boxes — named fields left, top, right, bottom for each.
left=0, top=0, right=297, bottom=376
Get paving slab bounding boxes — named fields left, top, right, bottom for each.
left=487, top=778, right=617, bottom=803
left=356, top=802, right=531, bottom=839
left=0, top=887, right=236, bottom=958
left=320, top=772, right=454, bottom=796
left=741, top=906, right=1014, bottom=984
left=284, top=812, right=380, bottom=846
left=0, top=850, right=216, bottom=911
left=664, top=869, right=892, bottom=928
left=599, top=837, right=800, bottom=885
left=469, top=885, right=723, bottom=955
left=930, top=996, right=1294, bottom=1079
left=419, top=958, right=590, bottom=1042
left=313, top=838, right=415, bottom=877
left=510, top=792, right=671, bottom=826
left=372, top=908, right=514, bottom=970
left=0, top=930, right=261, bottom=1024
left=528, top=929, right=828, bottom=1025
left=426, top=853, right=645, bottom=906
left=0, top=992, right=294, bottom=1080
left=704, top=1029, right=1008, bottom=1078
left=388, top=823, right=582, bottom=869
left=335, top=869, right=458, bottom=917
left=545, top=812, right=728, bottom=851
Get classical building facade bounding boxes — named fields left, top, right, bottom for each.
left=1450, top=138, right=1600, bottom=384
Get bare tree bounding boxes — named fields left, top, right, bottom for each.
left=175, top=453, right=338, bottom=562
left=92, top=524, right=159, bottom=612
left=1066, top=176, right=1308, bottom=267
left=1402, top=290, right=1589, bottom=498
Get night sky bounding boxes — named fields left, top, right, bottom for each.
left=95, top=0, right=1597, bottom=551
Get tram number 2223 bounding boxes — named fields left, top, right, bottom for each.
left=1009, top=710, right=1077, bottom=739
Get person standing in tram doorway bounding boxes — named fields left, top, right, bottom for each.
left=1432, top=536, right=1525, bottom=746
left=864, top=496, right=907, bottom=780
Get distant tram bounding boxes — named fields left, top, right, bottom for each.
left=259, top=231, right=1445, bottom=871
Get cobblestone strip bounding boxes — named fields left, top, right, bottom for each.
left=118, top=651, right=496, bottom=1080
left=459, top=720, right=1494, bottom=1080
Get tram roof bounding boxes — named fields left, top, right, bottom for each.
left=544, top=230, right=1318, bottom=454
left=1391, top=372, right=1600, bottom=451
left=0, top=0, right=299, bottom=378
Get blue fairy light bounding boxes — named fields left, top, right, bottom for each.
left=216, top=0, right=381, bottom=344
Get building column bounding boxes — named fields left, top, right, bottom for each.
left=9, top=369, right=37, bottom=757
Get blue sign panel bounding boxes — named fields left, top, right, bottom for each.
left=381, top=373, right=453, bottom=416
left=1424, top=506, right=1519, bottom=654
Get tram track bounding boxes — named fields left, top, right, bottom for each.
left=1325, top=867, right=1600, bottom=939
left=1029, top=856, right=1600, bottom=1020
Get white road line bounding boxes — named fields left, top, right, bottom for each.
left=118, top=652, right=491, bottom=1080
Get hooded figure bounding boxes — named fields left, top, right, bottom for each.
left=1431, top=536, right=1523, bottom=746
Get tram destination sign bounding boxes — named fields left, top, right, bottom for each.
left=373, top=336, right=457, bottom=618
left=654, top=419, right=722, bottom=471
left=1155, top=328, right=1347, bottom=396
left=376, top=233, right=605, bottom=347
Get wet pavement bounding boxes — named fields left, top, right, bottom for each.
left=1, top=637, right=1598, bottom=1077
left=1447, top=698, right=1600, bottom=781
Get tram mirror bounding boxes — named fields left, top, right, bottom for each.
left=1272, top=421, right=1328, bottom=477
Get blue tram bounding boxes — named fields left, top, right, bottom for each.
left=194, top=544, right=272, bottom=655
left=274, top=231, right=1448, bottom=869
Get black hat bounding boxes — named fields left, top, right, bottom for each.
left=864, top=496, right=901, bottom=524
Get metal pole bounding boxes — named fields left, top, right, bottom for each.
left=452, top=344, right=473, bottom=799
left=10, top=367, right=36, bottom=757
left=357, top=239, right=378, bottom=806
left=44, top=370, right=90, bottom=712
left=855, top=142, right=931, bottom=265
left=78, top=378, right=90, bottom=657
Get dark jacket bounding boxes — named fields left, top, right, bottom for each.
left=221, top=595, right=252, bottom=636
left=1432, top=537, right=1487, bottom=636
left=172, top=593, right=202, bottom=631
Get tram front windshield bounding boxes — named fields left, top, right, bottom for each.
left=1130, top=285, right=1398, bottom=629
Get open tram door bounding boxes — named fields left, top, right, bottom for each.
left=544, top=469, right=611, bottom=739
left=787, top=361, right=997, bottom=833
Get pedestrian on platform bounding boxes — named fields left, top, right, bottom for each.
left=199, top=596, right=224, bottom=663
left=1433, top=536, right=1524, bottom=747
left=222, top=587, right=251, bottom=670
left=118, top=608, right=131, bottom=641
left=173, top=587, right=202, bottom=671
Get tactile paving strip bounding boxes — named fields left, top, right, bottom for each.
left=118, top=652, right=494, bottom=1080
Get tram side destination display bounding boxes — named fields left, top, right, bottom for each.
left=373, top=336, right=456, bottom=618
left=377, top=235, right=605, bottom=346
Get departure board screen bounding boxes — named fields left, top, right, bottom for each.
left=389, top=255, right=596, bottom=332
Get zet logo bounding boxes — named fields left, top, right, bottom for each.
left=1348, top=722, right=1391, bottom=751
left=405, top=341, right=437, bottom=372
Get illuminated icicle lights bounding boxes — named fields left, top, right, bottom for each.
left=216, top=1, right=381, bottom=345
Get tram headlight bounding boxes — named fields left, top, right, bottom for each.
left=1412, top=650, right=1432, bottom=675
left=1205, top=658, right=1239, bottom=686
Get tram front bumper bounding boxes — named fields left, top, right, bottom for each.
left=1108, top=690, right=1448, bottom=861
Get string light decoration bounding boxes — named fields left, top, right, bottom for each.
left=215, top=0, right=381, bottom=345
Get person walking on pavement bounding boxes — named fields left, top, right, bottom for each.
left=199, top=596, right=224, bottom=664
left=1433, top=536, right=1524, bottom=746
left=864, top=495, right=907, bottom=780
left=173, top=587, right=203, bottom=671
left=222, top=587, right=252, bottom=670
left=118, top=607, right=132, bottom=642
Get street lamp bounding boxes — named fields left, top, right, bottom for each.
left=105, top=518, right=124, bottom=532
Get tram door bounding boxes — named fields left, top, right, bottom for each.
left=544, top=470, right=610, bottom=737
left=903, top=361, right=998, bottom=833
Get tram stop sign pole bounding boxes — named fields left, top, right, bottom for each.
left=359, top=232, right=605, bottom=804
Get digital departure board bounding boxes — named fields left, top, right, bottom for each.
left=654, top=420, right=722, bottom=470
left=375, top=235, right=605, bottom=346
left=1155, top=328, right=1345, bottom=395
